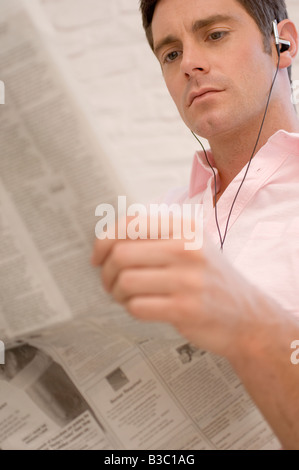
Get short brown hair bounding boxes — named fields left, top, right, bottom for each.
left=139, top=0, right=292, bottom=82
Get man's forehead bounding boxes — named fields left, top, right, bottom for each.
left=152, top=0, right=240, bottom=22
left=152, top=0, right=247, bottom=35
left=152, top=0, right=247, bottom=54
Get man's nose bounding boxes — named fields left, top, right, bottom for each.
left=180, top=42, right=210, bottom=78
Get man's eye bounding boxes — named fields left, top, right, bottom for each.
left=209, top=31, right=227, bottom=41
left=164, top=51, right=181, bottom=63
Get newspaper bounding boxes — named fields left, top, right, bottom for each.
left=0, top=0, right=281, bottom=450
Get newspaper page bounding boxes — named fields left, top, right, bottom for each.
left=0, top=316, right=281, bottom=450
left=0, top=341, right=112, bottom=450
left=0, top=0, right=127, bottom=339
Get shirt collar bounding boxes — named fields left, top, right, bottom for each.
left=188, top=130, right=299, bottom=199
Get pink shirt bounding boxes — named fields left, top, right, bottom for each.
left=165, top=130, right=299, bottom=315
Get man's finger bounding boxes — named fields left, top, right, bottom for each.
left=111, top=268, right=181, bottom=302
left=125, top=295, right=180, bottom=324
left=91, top=237, right=117, bottom=266
left=101, top=239, right=187, bottom=292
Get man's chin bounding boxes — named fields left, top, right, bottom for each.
left=190, top=122, right=228, bottom=141
left=184, top=110, right=226, bottom=137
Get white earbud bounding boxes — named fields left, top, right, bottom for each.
left=272, top=19, right=291, bottom=54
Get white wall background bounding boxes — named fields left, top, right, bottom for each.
left=39, top=0, right=299, bottom=202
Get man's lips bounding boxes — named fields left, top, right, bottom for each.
left=188, top=88, right=223, bottom=106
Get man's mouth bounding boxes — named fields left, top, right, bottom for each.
left=188, top=88, right=223, bottom=106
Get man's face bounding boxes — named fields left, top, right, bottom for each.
left=152, top=0, right=276, bottom=139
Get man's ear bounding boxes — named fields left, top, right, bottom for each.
left=277, top=19, right=298, bottom=69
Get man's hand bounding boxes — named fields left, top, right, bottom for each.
left=92, top=215, right=299, bottom=450
left=92, top=216, right=261, bottom=359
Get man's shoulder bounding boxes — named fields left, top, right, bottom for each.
left=156, top=186, right=190, bottom=205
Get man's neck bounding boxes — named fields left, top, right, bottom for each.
left=209, top=105, right=299, bottom=198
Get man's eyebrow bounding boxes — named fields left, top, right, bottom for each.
left=154, top=34, right=179, bottom=57
left=192, top=14, right=234, bottom=33
left=154, top=14, right=235, bottom=56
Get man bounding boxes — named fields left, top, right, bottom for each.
left=92, top=0, right=299, bottom=449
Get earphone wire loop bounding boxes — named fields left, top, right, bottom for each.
left=191, top=53, right=281, bottom=251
